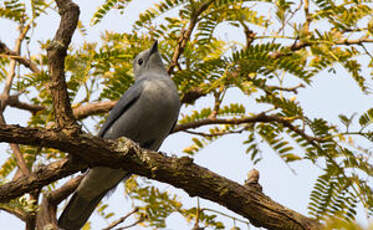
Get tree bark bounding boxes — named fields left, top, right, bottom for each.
left=36, top=175, right=83, bottom=230
left=46, top=0, right=80, bottom=130
left=0, top=124, right=321, bottom=230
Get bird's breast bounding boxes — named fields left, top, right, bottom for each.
left=142, top=79, right=180, bottom=111
left=104, top=78, right=180, bottom=150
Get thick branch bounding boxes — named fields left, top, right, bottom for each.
left=0, top=125, right=321, bottom=230
left=36, top=175, right=83, bottom=230
left=47, top=0, right=80, bottom=129
left=0, top=157, right=85, bottom=203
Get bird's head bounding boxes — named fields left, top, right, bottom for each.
left=133, top=40, right=167, bottom=79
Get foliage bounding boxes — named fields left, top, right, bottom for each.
left=0, top=0, right=372, bottom=229
left=322, top=217, right=373, bottom=230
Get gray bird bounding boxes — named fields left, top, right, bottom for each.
left=58, top=41, right=180, bottom=230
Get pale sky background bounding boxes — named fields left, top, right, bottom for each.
left=0, top=0, right=372, bottom=229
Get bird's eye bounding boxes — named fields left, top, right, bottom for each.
left=138, top=58, right=143, bottom=65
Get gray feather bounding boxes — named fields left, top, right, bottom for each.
left=58, top=190, right=106, bottom=230
left=97, top=83, right=143, bottom=137
left=58, top=41, right=180, bottom=230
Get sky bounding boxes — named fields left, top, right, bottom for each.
left=0, top=0, right=372, bottom=229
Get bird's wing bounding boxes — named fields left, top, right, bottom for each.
left=98, top=81, right=144, bottom=137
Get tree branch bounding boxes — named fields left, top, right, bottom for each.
left=1, top=24, right=30, bottom=95
left=7, top=87, right=207, bottom=117
left=0, top=24, right=33, bottom=179
left=0, top=205, right=27, bottom=221
left=267, top=83, right=305, bottom=94
left=49, top=175, right=84, bottom=205
left=180, top=87, right=206, bottom=105
left=73, top=100, right=117, bottom=120
left=115, top=217, right=145, bottom=230
left=303, top=0, right=311, bottom=33
left=103, top=208, right=139, bottom=230
left=0, top=22, right=41, bottom=230
left=47, top=0, right=80, bottom=130
left=173, top=35, right=373, bottom=104
left=183, top=128, right=246, bottom=137
left=0, top=158, right=85, bottom=203
left=271, top=37, right=373, bottom=59
left=0, top=124, right=321, bottom=230
left=6, top=94, right=45, bottom=114
left=0, top=41, right=40, bottom=74
left=174, top=112, right=318, bottom=138
left=36, top=175, right=84, bottom=229
left=167, top=0, right=214, bottom=74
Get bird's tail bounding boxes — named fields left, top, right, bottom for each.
left=58, top=167, right=130, bottom=230
left=58, top=188, right=108, bottom=230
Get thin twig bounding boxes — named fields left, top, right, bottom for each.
left=174, top=113, right=322, bottom=142
left=209, top=90, right=223, bottom=119
left=183, top=128, right=246, bottom=137
left=193, top=197, right=201, bottom=229
left=201, top=208, right=251, bottom=225
left=0, top=24, right=32, bottom=177
left=102, top=208, right=139, bottom=230
left=115, top=217, right=145, bottom=230
left=271, top=37, right=373, bottom=59
left=303, top=0, right=311, bottom=33
left=360, top=44, right=373, bottom=59
left=0, top=47, right=40, bottom=73
left=267, top=83, right=305, bottom=94
left=240, top=21, right=256, bottom=48
left=167, top=0, right=214, bottom=74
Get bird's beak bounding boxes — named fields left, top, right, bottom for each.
left=149, top=40, right=158, bottom=55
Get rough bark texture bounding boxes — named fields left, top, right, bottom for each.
left=46, top=0, right=80, bottom=130
left=0, top=156, right=84, bottom=203
left=36, top=175, right=83, bottom=230
left=0, top=124, right=321, bottom=230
